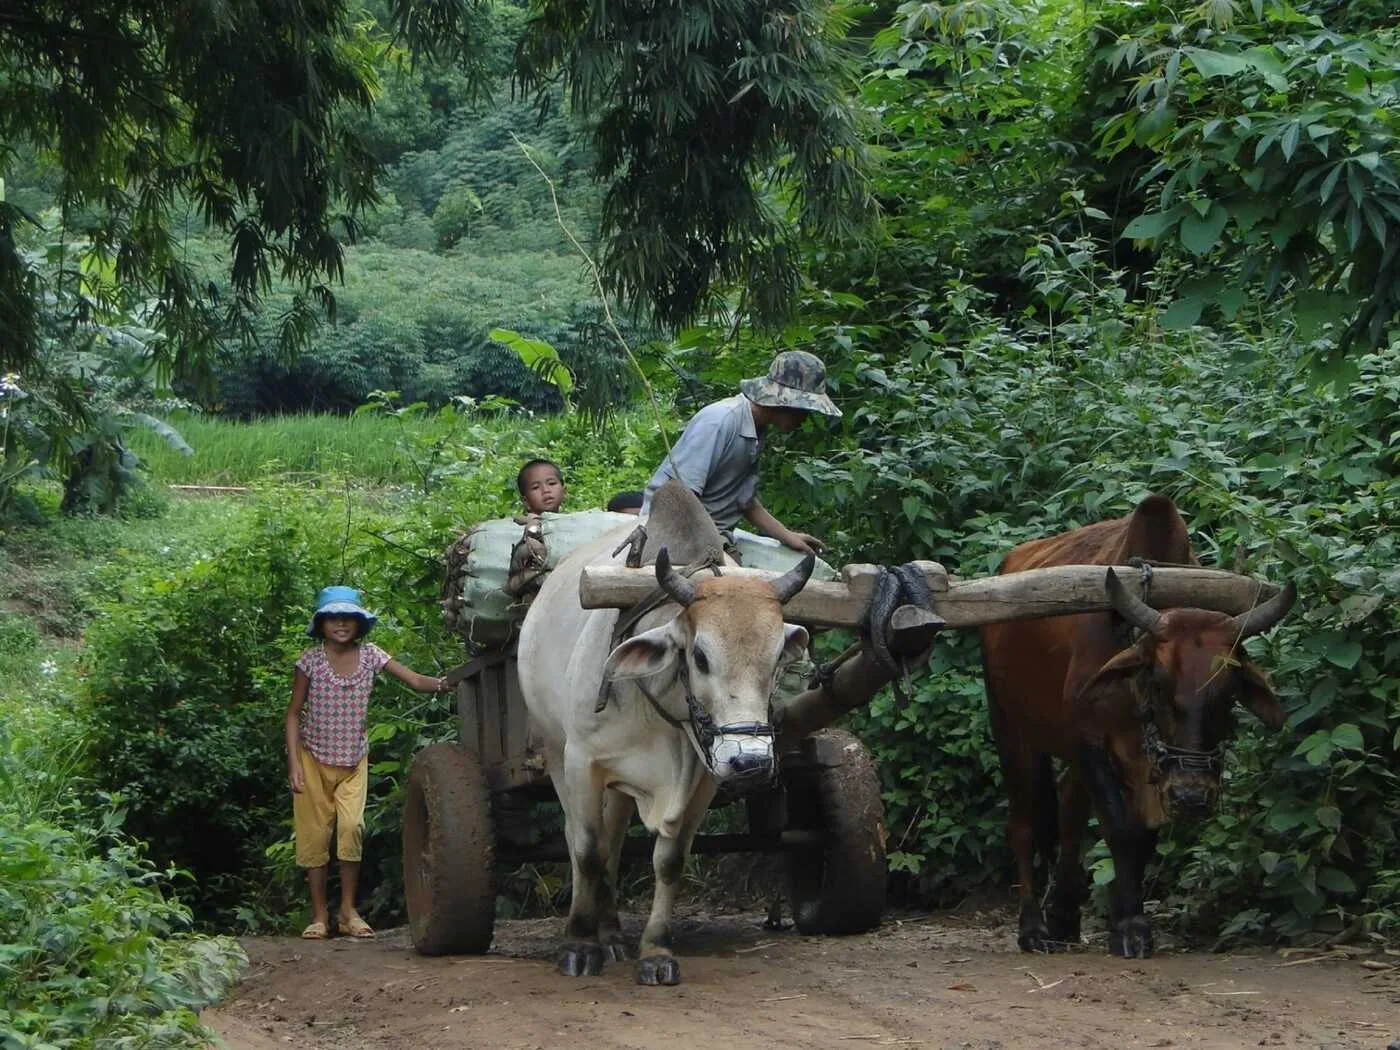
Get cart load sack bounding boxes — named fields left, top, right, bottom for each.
left=442, top=510, right=836, bottom=643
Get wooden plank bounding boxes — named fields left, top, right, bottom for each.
left=503, top=662, right=532, bottom=775
left=443, top=650, right=508, bottom=688
left=478, top=661, right=505, bottom=768
left=456, top=676, right=482, bottom=763
left=936, top=565, right=1281, bottom=625
left=579, top=562, right=1281, bottom=629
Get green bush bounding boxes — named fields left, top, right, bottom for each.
left=203, top=243, right=589, bottom=417
left=0, top=685, right=243, bottom=1050
left=0, top=803, right=245, bottom=1049
left=80, top=506, right=341, bottom=926
left=753, top=277, right=1400, bottom=942
left=0, top=613, right=41, bottom=681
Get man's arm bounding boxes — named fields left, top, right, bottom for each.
left=658, top=416, right=725, bottom=497
left=743, top=497, right=824, bottom=554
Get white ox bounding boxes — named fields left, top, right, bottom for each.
left=517, top=531, right=815, bottom=985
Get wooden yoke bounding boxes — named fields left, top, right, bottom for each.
left=579, top=560, right=1286, bottom=748
left=578, top=561, right=1284, bottom=629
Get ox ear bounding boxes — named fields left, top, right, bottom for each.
left=779, top=623, right=810, bottom=666
left=1237, top=661, right=1284, bottom=730
left=603, top=621, right=682, bottom=681
left=1075, top=646, right=1147, bottom=713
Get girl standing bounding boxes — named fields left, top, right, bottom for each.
left=285, top=585, right=448, bottom=939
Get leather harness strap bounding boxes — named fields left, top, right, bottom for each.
left=613, top=640, right=774, bottom=775
left=595, top=554, right=725, bottom=713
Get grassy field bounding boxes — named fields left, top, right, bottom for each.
left=123, top=406, right=673, bottom=523
left=125, top=410, right=446, bottom=485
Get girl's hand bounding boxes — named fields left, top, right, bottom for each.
left=435, top=677, right=450, bottom=693
left=288, top=763, right=305, bottom=794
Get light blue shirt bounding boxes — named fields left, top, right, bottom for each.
left=642, top=395, right=762, bottom=534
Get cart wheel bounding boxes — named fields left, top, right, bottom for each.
left=403, top=743, right=495, bottom=955
left=785, top=729, right=886, bottom=935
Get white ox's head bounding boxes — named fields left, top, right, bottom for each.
left=602, top=548, right=814, bottom=787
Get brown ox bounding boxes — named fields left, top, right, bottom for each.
left=979, top=495, right=1295, bottom=958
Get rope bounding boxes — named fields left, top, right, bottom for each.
left=594, top=554, right=726, bottom=713
left=807, top=641, right=862, bottom=690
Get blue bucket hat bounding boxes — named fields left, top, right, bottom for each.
left=306, top=585, right=379, bottom=638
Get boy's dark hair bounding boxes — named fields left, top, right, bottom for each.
left=607, top=490, right=644, bottom=513
left=516, top=458, right=562, bottom=496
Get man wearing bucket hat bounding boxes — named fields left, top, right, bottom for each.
left=641, top=350, right=841, bottom=555
left=284, top=585, right=450, bottom=941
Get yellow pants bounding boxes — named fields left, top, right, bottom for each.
left=292, top=746, right=368, bottom=868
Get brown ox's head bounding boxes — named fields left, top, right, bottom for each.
left=1082, top=569, right=1296, bottom=822
left=602, top=548, right=814, bottom=787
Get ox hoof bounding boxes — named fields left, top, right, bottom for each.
left=635, top=954, right=681, bottom=986
left=601, top=936, right=632, bottom=962
left=1017, top=922, right=1061, bottom=953
left=1045, top=905, right=1082, bottom=946
left=557, top=942, right=605, bottom=977
left=1109, top=916, right=1154, bottom=959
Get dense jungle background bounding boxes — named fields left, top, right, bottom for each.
left=1, top=0, right=1398, bottom=1045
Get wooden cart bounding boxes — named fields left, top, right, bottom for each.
left=402, top=561, right=1280, bottom=955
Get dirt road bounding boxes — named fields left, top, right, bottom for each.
left=205, top=906, right=1399, bottom=1050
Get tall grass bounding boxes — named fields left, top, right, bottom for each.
left=125, top=408, right=675, bottom=511
left=126, top=411, right=444, bottom=485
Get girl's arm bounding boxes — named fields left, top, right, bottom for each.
left=382, top=658, right=449, bottom=694
left=285, top=668, right=309, bottom=792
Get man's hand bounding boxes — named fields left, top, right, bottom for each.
left=783, top=530, right=825, bottom=555
left=744, top=499, right=825, bottom=555
left=288, top=762, right=305, bottom=794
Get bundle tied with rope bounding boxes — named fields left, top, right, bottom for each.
left=441, top=509, right=639, bottom=644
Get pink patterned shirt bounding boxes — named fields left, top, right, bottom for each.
left=295, top=643, right=391, bottom=767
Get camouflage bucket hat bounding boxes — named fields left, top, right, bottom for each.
left=739, top=350, right=842, bottom=418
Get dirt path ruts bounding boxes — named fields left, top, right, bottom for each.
left=204, top=908, right=1400, bottom=1050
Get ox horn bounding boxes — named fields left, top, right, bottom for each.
left=1105, top=568, right=1163, bottom=637
left=770, top=552, right=817, bottom=605
left=1228, top=581, right=1297, bottom=639
left=655, top=547, right=697, bottom=607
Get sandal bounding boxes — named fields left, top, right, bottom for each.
left=301, top=920, right=328, bottom=940
left=338, top=914, right=375, bottom=939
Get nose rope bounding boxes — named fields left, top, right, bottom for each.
left=675, top=661, right=776, bottom=779
left=628, top=659, right=777, bottom=783
left=1129, top=638, right=1224, bottom=781
left=1141, top=714, right=1224, bottom=780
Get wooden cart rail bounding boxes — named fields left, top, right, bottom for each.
left=579, top=561, right=1282, bottom=629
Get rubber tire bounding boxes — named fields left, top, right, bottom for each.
left=402, top=743, right=495, bottom=955
left=786, top=729, right=887, bottom=935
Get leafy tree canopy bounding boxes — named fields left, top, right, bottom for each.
left=517, top=0, right=875, bottom=328
left=0, top=0, right=499, bottom=379
left=0, top=0, right=873, bottom=382
left=1082, top=0, right=1400, bottom=358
